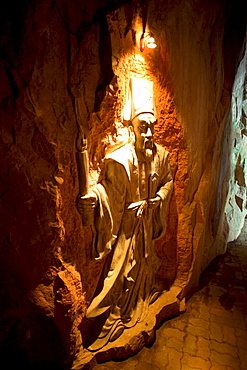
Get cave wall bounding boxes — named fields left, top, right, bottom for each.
left=0, top=0, right=246, bottom=368
left=224, top=37, right=247, bottom=242
left=210, top=33, right=247, bottom=263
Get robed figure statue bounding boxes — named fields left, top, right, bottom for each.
left=77, top=78, right=173, bottom=351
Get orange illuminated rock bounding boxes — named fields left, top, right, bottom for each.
left=0, top=0, right=246, bottom=369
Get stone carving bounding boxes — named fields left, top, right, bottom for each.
left=77, top=78, right=173, bottom=351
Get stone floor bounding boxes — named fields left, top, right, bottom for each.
left=93, top=231, right=247, bottom=370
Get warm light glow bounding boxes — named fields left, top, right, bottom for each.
left=147, top=36, right=157, bottom=49
left=140, top=33, right=157, bottom=52
left=135, top=54, right=145, bottom=62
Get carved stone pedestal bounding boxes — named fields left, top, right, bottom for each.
left=72, top=285, right=184, bottom=370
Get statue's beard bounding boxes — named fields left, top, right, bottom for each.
left=143, top=148, right=153, bottom=162
left=136, top=139, right=154, bottom=162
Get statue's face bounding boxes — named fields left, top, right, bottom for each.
left=131, top=113, right=156, bottom=151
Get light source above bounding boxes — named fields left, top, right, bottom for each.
left=140, top=33, right=157, bottom=52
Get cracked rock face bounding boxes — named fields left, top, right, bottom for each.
left=224, top=38, right=247, bottom=242
left=0, top=0, right=246, bottom=368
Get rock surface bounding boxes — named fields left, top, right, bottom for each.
left=224, top=38, right=247, bottom=242
left=0, top=0, right=246, bottom=368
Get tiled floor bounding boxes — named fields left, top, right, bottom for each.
left=93, top=231, right=247, bottom=369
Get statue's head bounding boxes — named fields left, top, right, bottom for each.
left=124, top=78, right=156, bottom=156
left=130, top=112, right=156, bottom=152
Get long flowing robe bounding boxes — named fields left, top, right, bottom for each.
left=86, top=143, right=173, bottom=350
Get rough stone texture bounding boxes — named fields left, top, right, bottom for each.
left=211, top=35, right=247, bottom=277
left=0, top=0, right=246, bottom=369
left=224, top=38, right=247, bottom=242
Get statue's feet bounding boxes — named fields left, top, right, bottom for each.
left=87, top=320, right=125, bottom=352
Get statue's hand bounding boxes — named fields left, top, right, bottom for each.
left=76, top=191, right=98, bottom=215
left=148, top=195, right=161, bottom=209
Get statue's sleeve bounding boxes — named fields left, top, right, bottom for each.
left=91, top=159, right=127, bottom=260
left=153, top=150, right=173, bottom=240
